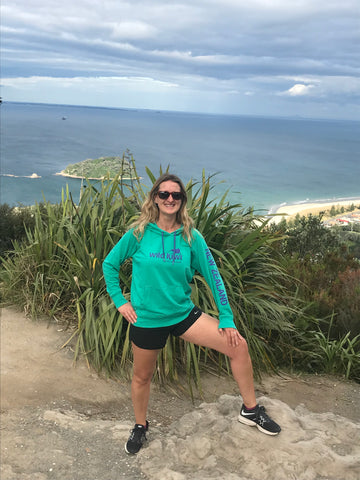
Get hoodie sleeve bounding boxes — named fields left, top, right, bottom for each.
left=191, top=230, right=236, bottom=330
left=102, top=229, right=139, bottom=309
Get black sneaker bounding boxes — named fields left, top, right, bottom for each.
left=238, top=404, right=281, bottom=435
left=124, top=421, right=149, bottom=454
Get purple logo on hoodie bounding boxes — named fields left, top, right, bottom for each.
left=149, top=229, right=182, bottom=262
left=149, top=248, right=182, bottom=262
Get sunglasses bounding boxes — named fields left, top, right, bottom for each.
left=157, top=191, right=183, bottom=201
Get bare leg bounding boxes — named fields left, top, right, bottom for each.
left=180, top=313, right=256, bottom=408
left=131, top=343, right=160, bottom=425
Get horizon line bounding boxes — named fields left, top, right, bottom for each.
left=3, top=100, right=359, bottom=123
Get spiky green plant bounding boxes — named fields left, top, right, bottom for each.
left=4, top=163, right=352, bottom=386
left=291, top=314, right=360, bottom=381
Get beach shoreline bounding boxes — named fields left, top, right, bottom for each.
left=269, top=197, right=360, bottom=224
left=54, top=171, right=138, bottom=181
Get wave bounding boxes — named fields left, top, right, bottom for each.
left=1, top=173, right=41, bottom=179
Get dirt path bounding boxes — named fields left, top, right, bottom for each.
left=1, top=307, right=359, bottom=480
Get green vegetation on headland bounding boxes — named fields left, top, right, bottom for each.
left=1, top=160, right=359, bottom=386
left=57, top=152, right=138, bottom=180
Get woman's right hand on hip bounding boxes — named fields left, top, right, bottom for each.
left=118, top=302, right=137, bottom=324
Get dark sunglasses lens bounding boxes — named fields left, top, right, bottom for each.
left=171, top=192, right=182, bottom=200
left=158, top=191, right=183, bottom=200
left=158, top=191, right=170, bottom=199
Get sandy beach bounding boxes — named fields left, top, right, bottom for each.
left=55, top=171, right=108, bottom=180
left=270, top=197, right=360, bottom=224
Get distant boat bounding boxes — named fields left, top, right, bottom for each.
left=62, top=116, right=67, bottom=120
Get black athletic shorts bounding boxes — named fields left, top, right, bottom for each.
left=129, top=306, right=203, bottom=350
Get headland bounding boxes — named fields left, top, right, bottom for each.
left=56, top=155, right=139, bottom=180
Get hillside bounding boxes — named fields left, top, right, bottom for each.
left=58, top=156, right=138, bottom=179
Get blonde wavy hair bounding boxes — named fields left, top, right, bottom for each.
left=130, top=173, right=194, bottom=243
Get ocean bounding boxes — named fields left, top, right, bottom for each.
left=1, top=102, right=359, bottom=213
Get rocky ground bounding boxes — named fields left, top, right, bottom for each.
left=1, top=307, right=359, bottom=480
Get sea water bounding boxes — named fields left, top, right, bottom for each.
left=1, top=102, right=359, bottom=212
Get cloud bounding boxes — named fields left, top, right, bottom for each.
left=1, top=75, right=179, bottom=90
left=109, top=21, right=157, bottom=40
left=1, top=0, right=360, bottom=119
left=276, top=75, right=360, bottom=101
left=282, top=84, right=315, bottom=96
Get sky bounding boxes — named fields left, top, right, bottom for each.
left=1, top=0, right=360, bottom=119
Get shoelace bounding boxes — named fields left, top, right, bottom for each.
left=129, top=426, right=146, bottom=442
left=256, top=406, right=271, bottom=425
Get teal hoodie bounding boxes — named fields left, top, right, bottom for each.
left=102, top=223, right=236, bottom=329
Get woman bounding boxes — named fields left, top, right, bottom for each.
left=103, top=173, right=281, bottom=455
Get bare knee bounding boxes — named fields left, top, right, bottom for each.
left=132, top=369, right=153, bottom=387
left=228, top=337, right=250, bottom=361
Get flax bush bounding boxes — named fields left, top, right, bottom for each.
left=4, top=163, right=357, bottom=384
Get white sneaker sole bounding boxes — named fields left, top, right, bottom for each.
left=124, top=440, right=147, bottom=455
left=124, top=443, right=137, bottom=455
left=238, top=414, right=280, bottom=436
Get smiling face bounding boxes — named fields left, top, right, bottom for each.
left=155, top=180, right=183, bottom=218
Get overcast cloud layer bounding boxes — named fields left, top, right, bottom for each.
left=1, top=0, right=360, bottom=119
